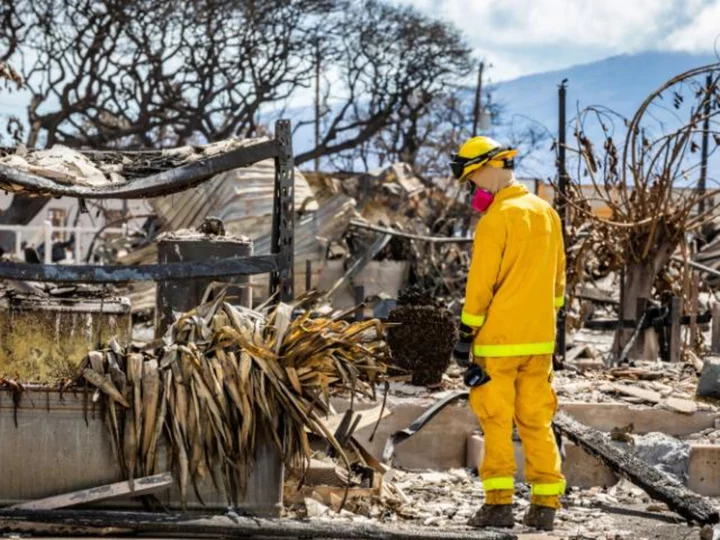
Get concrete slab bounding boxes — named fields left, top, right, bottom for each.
left=688, top=444, right=720, bottom=496
left=331, top=397, right=719, bottom=471
left=350, top=401, right=476, bottom=470
left=559, top=402, right=718, bottom=436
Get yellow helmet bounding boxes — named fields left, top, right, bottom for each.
left=449, top=136, right=518, bottom=181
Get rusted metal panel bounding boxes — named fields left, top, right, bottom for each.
left=0, top=294, right=131, bottom=382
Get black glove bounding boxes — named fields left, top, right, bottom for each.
left=453, top=322, right=474, bottom=367
left=464, top=363, right=491, bottom=387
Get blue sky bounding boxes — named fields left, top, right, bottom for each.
left=392, top=0, right=720, bottom=81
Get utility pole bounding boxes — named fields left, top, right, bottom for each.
left=556, top=79, right=569, bottom=365
left=472, top=61, right=484, bottom=136
left=699, top=74, right=712, bottom=217
left=313, top=37, right=322, bottom=172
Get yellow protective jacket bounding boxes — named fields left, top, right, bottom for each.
left=461, top=183, right=565, bottom=357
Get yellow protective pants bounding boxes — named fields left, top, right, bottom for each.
left=469, top=354, right=565, bottom=509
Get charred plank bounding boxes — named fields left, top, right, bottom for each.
left=0, top=508, right=517, bottom=539
left=553, top=411, right=719, bottom=525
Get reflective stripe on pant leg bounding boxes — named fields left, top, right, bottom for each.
left=531, top=479, right=566, bottom=496
left=514, top=355, right=565, bottom=495
left=530, top=480, right=566, bottom=509
left=483, top=477, right=515, bottom=492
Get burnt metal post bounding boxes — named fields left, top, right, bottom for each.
left=270, top=119, right=295, bottom=303
left=699, top=74, right=712, bottom=218
left=305, top=259, right=312, bottom=292
left=555, top=79, right=569, bottom=363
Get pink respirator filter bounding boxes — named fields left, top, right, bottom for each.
left=471, top=187, right=494, bottom=213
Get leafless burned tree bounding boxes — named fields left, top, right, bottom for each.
left=20, top=0, right=339, bottom=148
left=0, top=0, right=24, bottom=143
left=292, top=0, right=473, bottom=170
left=563, top=63, right=720, bottom=359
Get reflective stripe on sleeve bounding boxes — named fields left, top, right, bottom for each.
left=461, top=310, right=486, bottom=328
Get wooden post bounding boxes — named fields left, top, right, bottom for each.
left=43, top=220, right=53, bottom=264
left=471, top=61, right=484, bottom=136
left=556, top=79, right=569, bottom=364
left=711, top=303, right=720, bottom=354
left=669, top=296, right=683, bottom=363
left=270, top=120, right=295, bottom=303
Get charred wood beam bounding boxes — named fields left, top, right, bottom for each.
left=553, top=412, right=719, bottom=525
left=0, top=140, right=278, bottom=200
left=0, top=255, right=279, bottom=283
left=269, top=119, right=295, bottom=303
left=0, top=508, right=517, bottom=540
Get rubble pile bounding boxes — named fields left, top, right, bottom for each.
left=290, top=467, right=710, bottom=539
left=554, top=356, right=718, bottom=413
left=0, top=139, right=278, bottom=190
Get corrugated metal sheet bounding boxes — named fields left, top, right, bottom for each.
left=149, top=158, right=317, bottom=237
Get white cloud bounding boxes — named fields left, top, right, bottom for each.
left=665, top=1, right=720, bottom=52
left=394, top=0, right=719, bottom=79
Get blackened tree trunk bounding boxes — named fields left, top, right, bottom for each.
left=612, top=228, right=676, bottom=362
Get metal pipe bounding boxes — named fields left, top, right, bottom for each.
left=349, top=220, right=473, bottom=244
left=672, top=256, right=720, bottom=278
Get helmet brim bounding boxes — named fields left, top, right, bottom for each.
left=457, top=148, right=519, bottom=181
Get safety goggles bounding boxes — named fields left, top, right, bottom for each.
left=449, top=147, right=505, bottom=181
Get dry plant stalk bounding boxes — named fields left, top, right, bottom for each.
left=77, top=293, right=387, bottom=507
left=559, top=63, right=720, bottom=355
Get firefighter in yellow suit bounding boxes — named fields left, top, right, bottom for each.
left=450, top=136, right=566, bottom=531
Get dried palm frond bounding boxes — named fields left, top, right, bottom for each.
left=77, top=293, right=387, bottom=507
